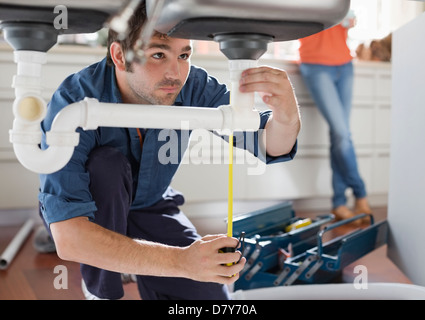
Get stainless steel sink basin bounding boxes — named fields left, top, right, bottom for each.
left=147, top=0, right=351, bottom=42
left=0, top=0, right=350, bottom=54
left=0, top=0, right=129, bottom=51
left=0, top=0, right=128, bottom=34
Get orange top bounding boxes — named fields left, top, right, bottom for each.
left=299, top=24, right=352, bottom=66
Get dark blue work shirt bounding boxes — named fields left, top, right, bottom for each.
left=38, top=58, right=297, bottom=226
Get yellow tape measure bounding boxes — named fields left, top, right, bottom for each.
left=227, top=133, right=234, bottom=238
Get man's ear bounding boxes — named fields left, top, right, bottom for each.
left=110, top=42, right=127, bottom=71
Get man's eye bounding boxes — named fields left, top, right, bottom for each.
left=180, top=53, right=190, bottom=60
left=152, top=53, right=164, bottom=59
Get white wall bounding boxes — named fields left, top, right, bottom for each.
left=0, top=43, right=391, bottom=213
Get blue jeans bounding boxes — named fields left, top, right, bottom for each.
left=300, top=62, right=367, bottom=208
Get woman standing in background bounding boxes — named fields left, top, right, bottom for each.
left=299, top=12, right=371, bottom=222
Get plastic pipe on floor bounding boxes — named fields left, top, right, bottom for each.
left=0, top=219, right=35, bottom=270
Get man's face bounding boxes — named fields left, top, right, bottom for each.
left=125, top=36, right=192, bottom=105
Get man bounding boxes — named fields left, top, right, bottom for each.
left=38, top=3, right=300, bottom=300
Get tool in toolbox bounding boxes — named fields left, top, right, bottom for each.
left=230, top=202, right=388, bottom=290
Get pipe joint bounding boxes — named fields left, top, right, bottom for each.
left=9, top=127, right=41, bottom=145
left=13, top=50, right=47, bottom=68
left=217, top=104, right=260, bottom=133
left=46, top=131, right=80, bottom=147
left=12, top=75, right=43, bottom=96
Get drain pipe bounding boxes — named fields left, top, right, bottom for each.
left=12, top=98, right=259, bottom=174
left=9, top=50, right=82, bottom=174
left=10, top=51, right=54, bottom=173
left=8, top=32, right=270, bottom=174
left=9, top=52, right=260, bottom=174
left=215, top=33, right=272, bottom=131
left=228, top=59, right=259, bottom=130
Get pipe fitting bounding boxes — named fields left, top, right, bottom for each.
left=13, top=94, right=47, bottom=124
left=47, top=100, right=87, bottom=147
left=227, top=59, right=260, bottom=131
left=217, top=104, right=260, bottom=134
left=229, top=60, right=257, bottom=113
left=10, top=99, right=86, bottom=174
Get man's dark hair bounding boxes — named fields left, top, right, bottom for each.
left=106, top=2, right=148, bottom=69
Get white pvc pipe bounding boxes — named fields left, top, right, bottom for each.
left=11, top=100, right=84, bottom=174
left=82, top=98, right=226, bottom=131
left=13, top=50, right=46, bottom=99
left=228, top=59, right=260, bottom=131
left=0, top=219, right=35, bottom=270
left=13, top=143, right=76, bottom=174
left=10, top=51, right=261, bottom=174
left=229, top=59, right=257, bottom=111
left=11, top=97, right=257, bottom=174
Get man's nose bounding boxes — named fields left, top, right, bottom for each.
left=165, top=60, right=180, bottom=79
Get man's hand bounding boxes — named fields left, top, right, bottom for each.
left=179, top=234, right=246, bottom=284
left=52, top=217, right=245, bottom=285
left=239, top=66, right=301, bottom=157
left=240, top=66, right=299, bottom=123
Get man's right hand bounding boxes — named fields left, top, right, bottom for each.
left=178, top=234, right=246, bottom=284
left=51, top=218, right=245, bottom=285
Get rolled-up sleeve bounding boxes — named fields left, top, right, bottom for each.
left=39, top=85, right=98, bottom=227
left=38, top=144, right=98, bottom=226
